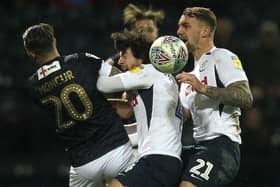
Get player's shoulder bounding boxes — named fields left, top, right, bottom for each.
left=144, top=64, right=176, bottom=83
left=211, top=47, right=240, bottom=64
left=143, top=64, right=163, bottom=75
left=212, top=47, right=238, bottom=58
left=64, top=52, right=103, bottom=64
left=128, top=64, right=154, bottom=74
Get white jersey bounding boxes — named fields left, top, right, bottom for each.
left=98, top=63, right=183, bottom=160
left=180, top=47, right=248, bottom=144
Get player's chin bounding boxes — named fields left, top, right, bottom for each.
left=178, top=35, right=187, bottom=42
left=180, top=38, right=188, bottom=46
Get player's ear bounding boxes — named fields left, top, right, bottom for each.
left=201, top=26, right=211, bottom=38
left=27, top=51, right=36, bottom=61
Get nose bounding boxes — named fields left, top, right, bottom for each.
left=177, top=27, right=182, bottom=37
left=118, top=57, right=124, bottom=65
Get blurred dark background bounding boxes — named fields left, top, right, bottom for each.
left=1, top=0, right=280, bottom=186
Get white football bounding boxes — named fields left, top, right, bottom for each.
left=149, top=35, right=188, bottom=74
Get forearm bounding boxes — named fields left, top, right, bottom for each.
left=97, top=75, right=126, bottom=93
left=203, top=80, right=253, bottom=109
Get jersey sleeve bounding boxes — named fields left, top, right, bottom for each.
left=119, top=66, right=154, bottom=90
left=97, top=63, right=154, bottom=93
left=79, top=52, right=104, bottom=73
left=213, top=49, right=248, bottom=87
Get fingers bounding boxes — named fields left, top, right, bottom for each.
left=176, top=72, right=194, bottom=83
left=176, top=72, right=207, bottom=94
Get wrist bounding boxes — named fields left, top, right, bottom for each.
left=201, top=84, right=208, bottom=94
left=99, top=61, right=112, bottom=76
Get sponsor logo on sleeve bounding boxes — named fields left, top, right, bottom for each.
left=231, top=56, right=243, bottom=69
left=37, top=60, right=61, bottom=80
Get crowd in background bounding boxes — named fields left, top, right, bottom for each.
left=0, top=0, right=280, bottom=186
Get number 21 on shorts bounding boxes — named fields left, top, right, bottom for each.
left=190, top=159, right=214, bottom=180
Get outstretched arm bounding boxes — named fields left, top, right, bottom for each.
left=98, top=61, right=153, bottom=93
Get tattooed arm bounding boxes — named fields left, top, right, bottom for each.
left=203, top=80, right=253, bottom=109
left=176, top=73, right=253, bottom=109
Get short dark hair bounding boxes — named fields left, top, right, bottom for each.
left=22, top=23, right=55, bottom=56
left=111, top=30, right=152, bottom=64
left=183, top=7, right=217, bottom=33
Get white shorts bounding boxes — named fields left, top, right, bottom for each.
left=69, top=142, right=136, bottom=187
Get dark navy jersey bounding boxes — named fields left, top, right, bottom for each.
left=27, top=53, right=129, bottom=167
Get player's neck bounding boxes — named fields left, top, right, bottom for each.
left=37, top=50, right=60, bottom=66
left=193, top=40, right=214, bottom=61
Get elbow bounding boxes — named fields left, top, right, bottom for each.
left=243, top=93, right=254, bottom=109
left=247, top=93, right=254, bottom=108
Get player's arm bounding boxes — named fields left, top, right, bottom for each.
left=105, top=52, right=120, bottom=66
left=202, top=80, right=253, bottom=109
left=97, top=62, right=153, bottom=93
left=205, top=51, right=254, bottom=109
left=176, top=74, right=253, bottom=109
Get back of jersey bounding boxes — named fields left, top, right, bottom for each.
left=28, top=53, right=129, bottom=167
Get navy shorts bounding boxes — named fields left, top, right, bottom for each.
left=181, top=136, right=240, bottom=187
left=116, top=154, right=182, bottom=187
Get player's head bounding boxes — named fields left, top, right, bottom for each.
left=22, top=23, right=57, bottom=64
left=123, top=3, right=165, bottom=42
left=177, top=7, right=216, bottom=52
left=111, top=30, right=152, bottom=70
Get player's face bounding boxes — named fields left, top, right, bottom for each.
left=117, top=57, right=128, bottom=71
left=177, top=15, right=203, bottom=52
left=118, top=48, right=141, bottom=70
left=134, top=19, right=158, bottom=42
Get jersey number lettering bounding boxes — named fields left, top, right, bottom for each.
left=190, top=159, right=214, bottom=180
left=41, top=83, right=93, bottom=129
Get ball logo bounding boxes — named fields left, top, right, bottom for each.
left=151, top=47, right=170, bottom=65
left=179, top=47, right=187, bottom=58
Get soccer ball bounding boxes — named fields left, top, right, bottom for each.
left=149, top=35, right=188, bottom=74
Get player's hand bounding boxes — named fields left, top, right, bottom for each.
left=176, top=72, right=207, bottom=94
left=105, top=53, right=120, bottom=65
